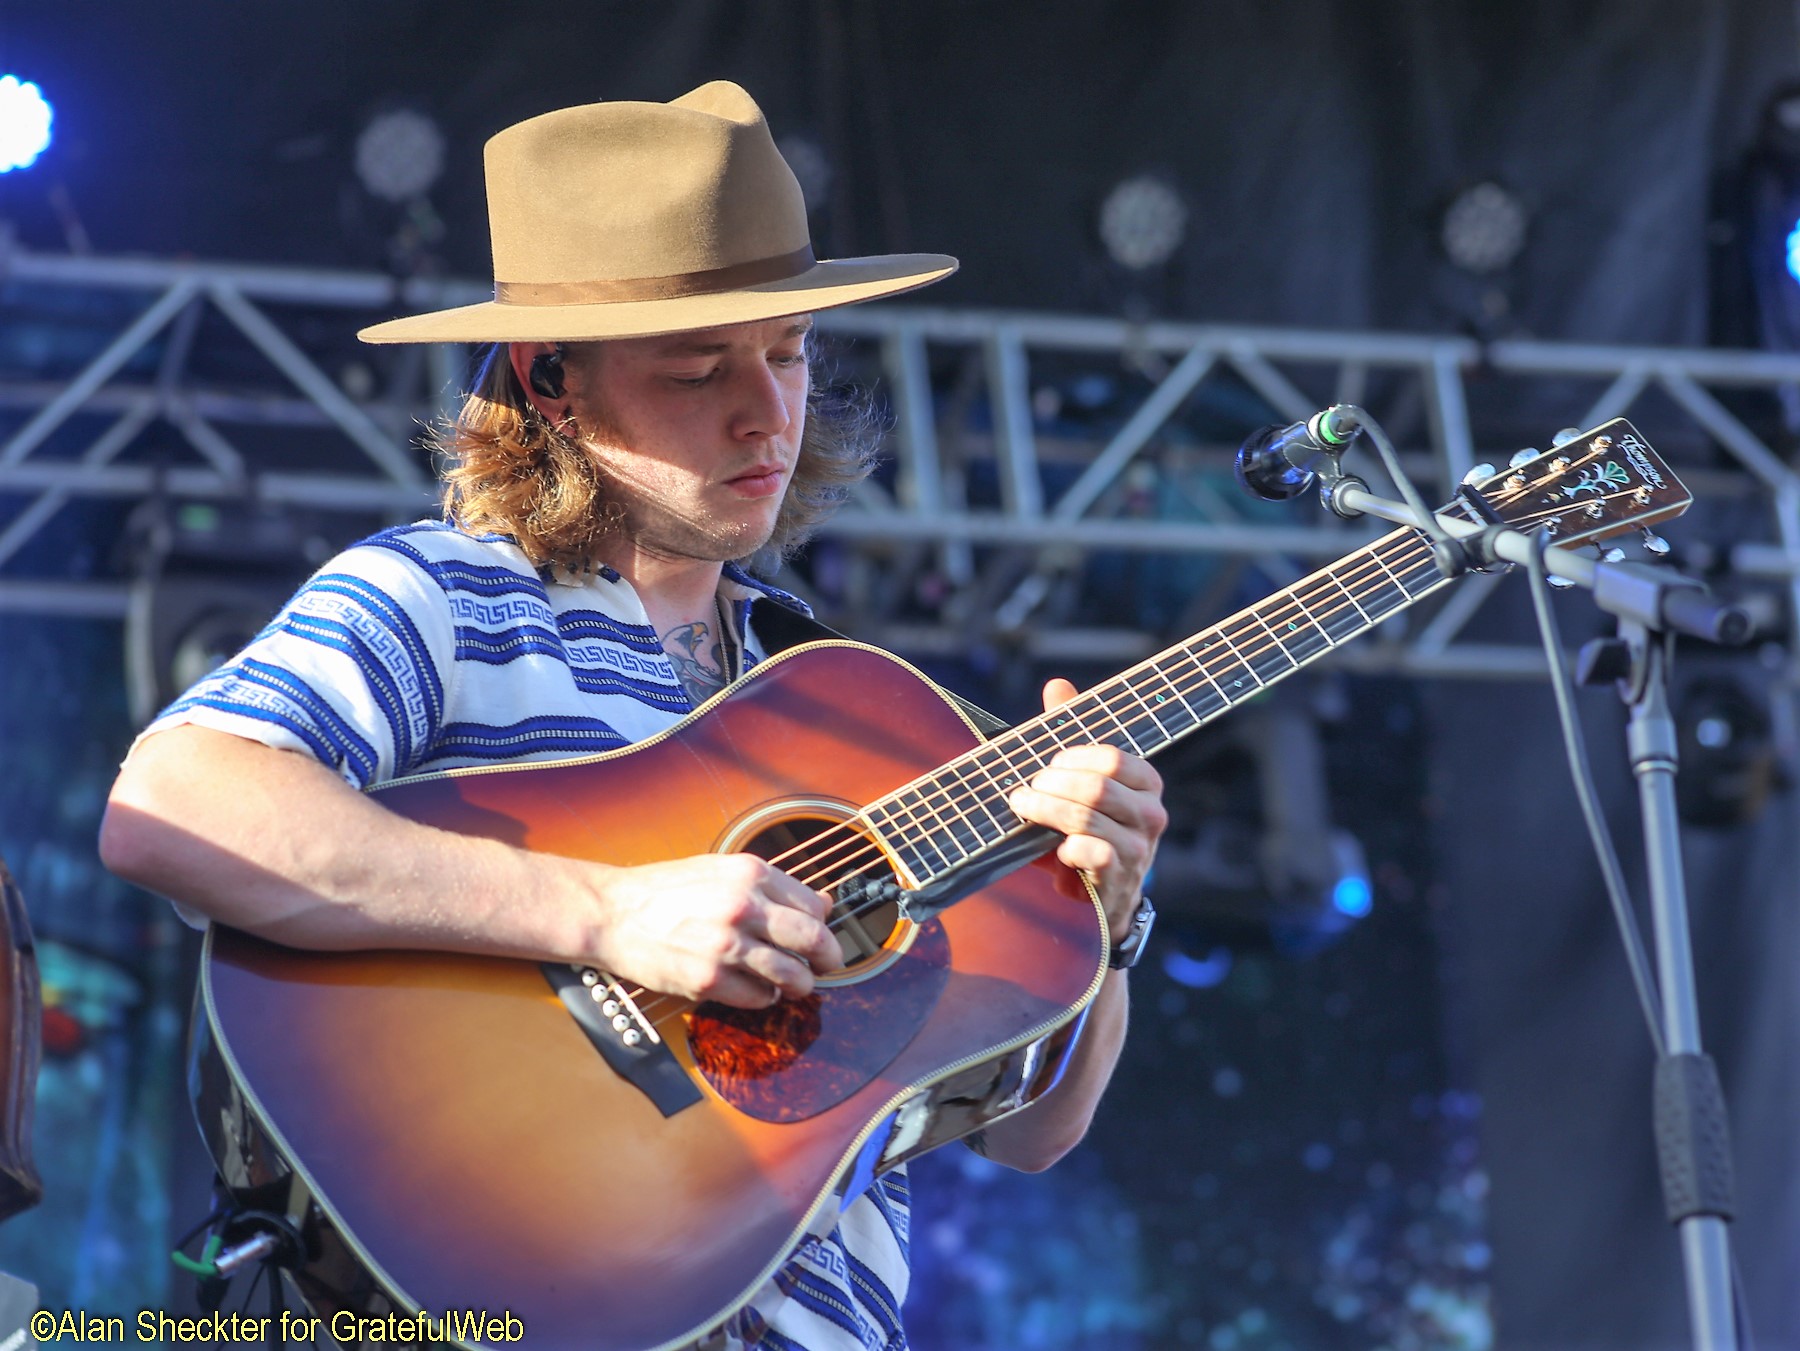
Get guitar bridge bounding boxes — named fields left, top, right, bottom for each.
left=541, top=964, right=702, bottom=1118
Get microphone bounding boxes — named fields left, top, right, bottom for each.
left=1234, top=405, right=1364, bottom=502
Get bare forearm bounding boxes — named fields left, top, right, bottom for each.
left=101, top=725, right=597, bottom=959
left=102, top=725, right=845, bottom=1009
left=974, top=970, right=1129, bottom=1172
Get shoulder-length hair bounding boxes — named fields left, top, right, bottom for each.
left=434, top=341, right=882, bottom=574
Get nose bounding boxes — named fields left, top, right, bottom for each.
left=730, top=361, right=799, bottom=443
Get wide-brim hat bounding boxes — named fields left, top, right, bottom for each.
left=359, top=81, right=956, bottom=345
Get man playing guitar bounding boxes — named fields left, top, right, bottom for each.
left=100, top=81, right=1166, bottom=1349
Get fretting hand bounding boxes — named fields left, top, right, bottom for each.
left=1006, top=678, right=1169, bottom=945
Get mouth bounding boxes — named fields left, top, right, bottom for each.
left=724, top=464, right=788, bottom=498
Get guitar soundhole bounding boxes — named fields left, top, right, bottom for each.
left=735, top=809, right=913, bottom=980
left=692, top=804, right=949, bottom=1122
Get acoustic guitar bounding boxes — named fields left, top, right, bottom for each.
left=189, top=421, right=1688, bottom=1350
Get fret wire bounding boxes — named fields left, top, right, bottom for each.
left=1211, top=625, right=1267, bottom=688
left=1359, top=547, right=1414, bottom=613
left=1245, top=600, right=1317, bottom=665
left=1170, top=638, right=1233, bottom=706
left=943, top=765, right=1012, bottom=837
left=897, top=761, right=1008, bottom=852
left=1184, top=643, right=1256, bottom=706
left=1067, top=692, right=1147, bottom=754
left=1080, top=690, right=1149, bottom=751
left=962, top=746, right=1023, bottom=805
left=1285, top=589, right=1337, bottom=646
left=878, top=780, right=950, bottom=856
left=1145, top=661, right=1203, bottom=721
left=1325, top=560, right=1374, bottom=623
left=880, top=789, right=958, bottom=873
left=1247, top=606, right=1305, bottom=668
left=1083, top=682, right=1177, bottom=755
left=1119, top=666, right=1195, bottom=739
left=964, top=744, right=1036, bottom=831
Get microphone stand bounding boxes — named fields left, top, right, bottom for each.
left=1320, top=473, right=1743, bottom=1351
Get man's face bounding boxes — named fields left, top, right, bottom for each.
left=565, top=316, right=812, bottom=565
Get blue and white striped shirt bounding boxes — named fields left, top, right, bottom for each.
left=147, top=521, right=913, bottom=1351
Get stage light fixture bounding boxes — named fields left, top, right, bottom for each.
left=1673, top=673, right=1780, bottom=827
left=354, top=108, right=445, bottom=203
left=1440, top=181, right=1528, bottom=274
left=122, top=501, right=331, bottom=727
left=1098, top=174, right=1187, bottom=270
left=0, top=76, right=52, bottom=173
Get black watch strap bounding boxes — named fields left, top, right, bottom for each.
left=1108, top=894, right=1156, bottom=970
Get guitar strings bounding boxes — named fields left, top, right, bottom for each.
left=623, top=476, right=1648, bottom=1022
left=860, top=472, right=1645, bottom=851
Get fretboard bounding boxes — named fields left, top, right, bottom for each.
left=862, top=520, right=1451, bottom=889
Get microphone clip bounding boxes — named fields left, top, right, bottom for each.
left=1235, top=404, right=1366, bottom=509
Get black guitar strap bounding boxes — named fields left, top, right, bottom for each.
left=749, top=601, right=1012, bottom=740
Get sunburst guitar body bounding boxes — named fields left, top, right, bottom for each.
left=193, top=643, right=1106, bottom=1351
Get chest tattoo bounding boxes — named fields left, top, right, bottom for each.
left=661, top=619, right=730, bottom=704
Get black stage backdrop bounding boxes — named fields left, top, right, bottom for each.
left=0, top=2, right=1797, bottom=1347
left=2, top=0, right=1792, bottom=345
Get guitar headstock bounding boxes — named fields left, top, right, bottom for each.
left=1466, top=419, right=1691, bottom=547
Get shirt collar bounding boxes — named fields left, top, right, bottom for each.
left=539, top=556, right=812, bottom=618
left=720, top=560, right=813, bottom=617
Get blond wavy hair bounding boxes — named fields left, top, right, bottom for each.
left=435, top=340, right=882, bottom=572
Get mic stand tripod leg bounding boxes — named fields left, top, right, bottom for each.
left=1616, top=621, right=1739, bottom=1351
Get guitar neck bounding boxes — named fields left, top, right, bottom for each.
left=862, top=521, right=1452, bottom=889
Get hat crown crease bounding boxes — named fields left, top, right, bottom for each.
left=486, top=85, right=808, bottom=289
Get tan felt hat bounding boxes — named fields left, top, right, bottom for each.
left=358, top=81, right=957, bottom=344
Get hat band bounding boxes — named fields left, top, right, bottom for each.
left=493, top=244, right=817, bottom=306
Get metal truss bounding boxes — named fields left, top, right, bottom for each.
left=1, top=242, right=1797, bottom=682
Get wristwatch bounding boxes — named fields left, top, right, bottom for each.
left=1108, top=894, right=1157, bottom=970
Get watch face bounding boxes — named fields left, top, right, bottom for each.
left=1112, top=896, right=1155, bottom=969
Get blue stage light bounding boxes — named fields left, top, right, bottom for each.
left=0, top=76, right=52, bottom=173
left=1160, top=946, right=1233, bottom=989
left=1331, top=873, right=1372, bottom=918
left=1787, top=218, right=1800, bottom=286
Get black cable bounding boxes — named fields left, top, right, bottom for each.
left=1345, top=412, right=1661, bottom=1042
left=1356, top=411, right=1473, bottom=578
left=1523, top=530, right=1666, bottom=1053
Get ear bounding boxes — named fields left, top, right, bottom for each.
left=507, top=341, right=563, bottom=418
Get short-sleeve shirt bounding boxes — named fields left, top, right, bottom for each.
left=146, top=521, right=913, bottom=1351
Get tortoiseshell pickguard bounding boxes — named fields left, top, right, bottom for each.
left=687, top=919, right=952, bottom=1123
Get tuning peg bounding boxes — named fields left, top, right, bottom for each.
left=1509, top=448, right=1539, bottom=468
left=1462, top=462, right=1496, bottom=485
left=1641, top=530, right=1671, bottom=557
left=1551, top=427, right=1584, bottom=447
left=1599, top=547, right=1626, bottom=563
left=1547, top=573, right=1576, bottom=590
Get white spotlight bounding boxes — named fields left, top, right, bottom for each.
left=0, top=75, right=53, bottom=173
left=1099, top=174, right=1188, bottom=270
left=354, top=109, right=446, bottom=203
left=1441, top=181, right=1528, bottom=274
